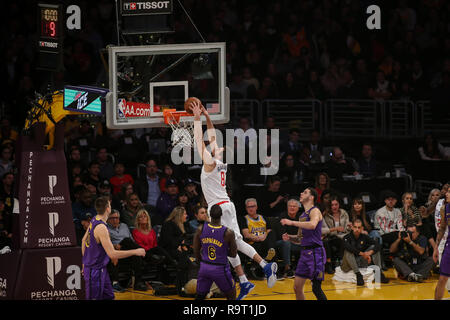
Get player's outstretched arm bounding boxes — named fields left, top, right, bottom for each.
left=192, top=100, right=214, bottom=167
left=95, top=224, right=145, bottom=260
left=281, top=208, right=322, bottom=230
left=201, top=105, right=218, bottom=150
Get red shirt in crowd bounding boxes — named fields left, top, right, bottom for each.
left=110, top=174, right=134, bottom=194
left=132, top=228, right=157, bottom=251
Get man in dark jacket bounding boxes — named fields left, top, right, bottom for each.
left=135, top=158, right=161, bottom=210
left=156, top=178, right=179, bottom=221
left=341, top=219, right=389, bottom=285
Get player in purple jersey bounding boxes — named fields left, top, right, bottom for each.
left=281, top=187, right=328, bottom=300
left=193, top=204, right=238, bottom=300
left=433, top=189, right=450, bottom=300
left=81, top=196, right=146, bottom=300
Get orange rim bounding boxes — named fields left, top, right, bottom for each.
left=163, top=109, right=193, bottom=124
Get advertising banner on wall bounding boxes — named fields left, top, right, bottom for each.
left=0, top=250, right=22, bottom=300
left=17, top=123, right=76, bottom=249
left=12, top=247, right=84, bottom=300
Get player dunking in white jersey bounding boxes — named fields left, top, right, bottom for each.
left=191, top=99, right=277, bottom=300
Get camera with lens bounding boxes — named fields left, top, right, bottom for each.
left=400, top=231, right=408, bottom=238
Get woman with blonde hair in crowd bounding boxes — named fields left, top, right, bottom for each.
left=419, top=188, right=441, bottom=221
left=400, top=192, right=422, bottom=228
left=132, top=209, right=175, bottom=267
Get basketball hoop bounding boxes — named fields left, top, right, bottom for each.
left=163, top=109, right=195, bottom=148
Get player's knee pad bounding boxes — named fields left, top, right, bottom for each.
left=228, top=255, right=241, bottom=268
left=311, top=279, right=327, bottom=301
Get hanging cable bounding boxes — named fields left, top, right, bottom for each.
left=176, top=0, right=206, bottom=43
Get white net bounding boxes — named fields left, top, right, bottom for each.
left=166, top=114, right=194, bottom=148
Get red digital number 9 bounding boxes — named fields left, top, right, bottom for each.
left=220, top=171, right=225, bottom=187
left=50, top=21, right=56, bottom=37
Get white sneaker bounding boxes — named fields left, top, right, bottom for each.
left=0, top=246, right=11, bottom=255
left=263, top=262, right=278, bottom=288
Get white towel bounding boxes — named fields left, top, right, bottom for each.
left=332, top=266, right=375, bottom=283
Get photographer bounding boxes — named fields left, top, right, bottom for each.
left=389, top=224, right=434, bottom=282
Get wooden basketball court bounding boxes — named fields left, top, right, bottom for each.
left=114, top=268, right=449, bottom=300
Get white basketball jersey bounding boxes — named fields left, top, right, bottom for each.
left=435, top=199, right=448, bottom=242
left=201, top=159, right=230, bottom=207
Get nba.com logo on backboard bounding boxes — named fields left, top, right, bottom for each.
left=118, top=98, right=126, bottom=118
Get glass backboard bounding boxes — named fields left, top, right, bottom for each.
left=106, top=42, right=229, bottom=129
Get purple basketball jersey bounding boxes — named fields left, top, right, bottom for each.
left=200, top=223, right=228, bottom=265
left=298, top=206, right=323, bottom=247
left=295, top=206, right=326, bottom=281
left=82, top=216, right=114, bottom=300
left=197, top=223, right=235, bottom=295
left=82, top=216, right=110, bottom=269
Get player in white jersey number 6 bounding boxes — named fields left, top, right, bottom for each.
left=191, top=99, right=277, bottom=300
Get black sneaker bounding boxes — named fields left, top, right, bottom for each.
left=380, top=272, right=390, bottom=284
left=277, top=272, right=285, bottom=281
left=112, top=282, right=126, bottom=293
left=325, top=263, right=335, bottom=274
left=134, top=282, right=148, bottom=291
left=413, top=273, right=423, bottom=283
left=285, top=269, right=295, bottom=278
left=356, top=272, right=364, bottom=286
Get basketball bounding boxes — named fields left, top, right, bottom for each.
left=184, top=97, right=200, bottom=114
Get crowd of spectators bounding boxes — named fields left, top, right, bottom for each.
left=2, top=1, right=450, bottom=130
left=0, top=100, right=449, bottom=296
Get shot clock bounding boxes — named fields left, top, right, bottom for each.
left=40, top=6, right=59, bottom=39
left=37, top=3, right=63, bottom=71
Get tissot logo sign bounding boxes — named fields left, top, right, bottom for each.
left=121, top=0, right=173, bottom=15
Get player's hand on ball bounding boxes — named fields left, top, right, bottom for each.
left=192, top=100, right=202, bottom=118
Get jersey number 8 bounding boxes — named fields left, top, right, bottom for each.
left=220, top=171, right=225, bottom=187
